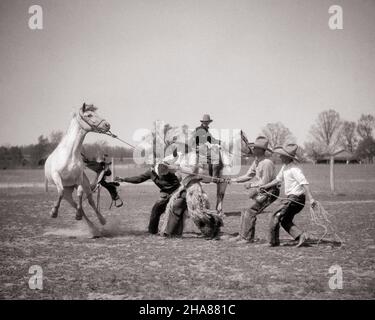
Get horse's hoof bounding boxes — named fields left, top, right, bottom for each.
left=50, top=208, right=58, bottom=218
left=75, top=209, right=83, bottom=221
left=90, top=228, right=102, bottom=238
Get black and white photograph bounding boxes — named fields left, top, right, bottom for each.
left=0, top=0, right=374, bottom=307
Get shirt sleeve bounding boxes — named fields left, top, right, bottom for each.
left=246, top=161, right=257, bottom=179
left=257, top=160, right=275, bottom=186
left=123, top=170, right=151, bottom=184
left=275, top=165, right=285, bottom=182
left=210, top=134, right=221, bottom=145
left=291, top=167, right=309, bottom=185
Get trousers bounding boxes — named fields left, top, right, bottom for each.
left=163, top=190, right=187, bottom=236
left=269, top=194, right=306, bottom=245
left=240, top=187, right=280, bottom=241
left=148, top=195, right=170, bottom=234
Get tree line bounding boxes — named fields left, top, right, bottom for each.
left=260, top=111, right=375, bottom=163
left=0, top=131, right=133, bottom=169
left=1, top=109, right=374, bottom=169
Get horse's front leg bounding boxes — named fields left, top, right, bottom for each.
left=75, top=184, right=85, bottom=221
left=83, top=172, right=106, bottom=225
left=77, top=183, right=101, bottom=237
left=50, top=173, right=64, bottom=218
left=216, top=180, right=228, bottom=215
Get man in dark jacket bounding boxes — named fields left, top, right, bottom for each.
left=115, top=163, right=185, bottom=235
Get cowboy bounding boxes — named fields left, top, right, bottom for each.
left=190, top=114, right=220, bottom=177
left=82, top=153, right=123, bottom=208
left=260, top=144, right=316, bottom=247
left=227, top=136, right=280, bottom=244
left=159, top=171, right=203, bottom=237
left=115, top=162, right=185, bottom=235
left=160, top=158, right=223, bottom=239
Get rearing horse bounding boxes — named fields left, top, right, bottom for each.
left=44, top=103, right=111, bottom=233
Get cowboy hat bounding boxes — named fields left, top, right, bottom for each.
left=200, top=114, right=213, bottom=123
left=248, top=136, right=272, bottom=153
left=273, top=143, right=300, bottom=161
left=156, top=161, right=171, bottom=176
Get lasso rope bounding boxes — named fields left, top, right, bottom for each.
left=104, top=131, right=136, bottom=149
left=308, top=200, right=343, bottom=248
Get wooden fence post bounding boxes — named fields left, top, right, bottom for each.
left=111, top=157, right=115, bottom=182
left=330, top=155, right=335, bottom=193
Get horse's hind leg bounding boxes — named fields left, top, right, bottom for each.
left=50, top=173, right=64, bottom=218
left=64, top=186, right=79, bottom=217
left=82, top=172, right=106, bottom=225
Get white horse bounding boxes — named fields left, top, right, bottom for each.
left=44, top=103, right=111, bottom=234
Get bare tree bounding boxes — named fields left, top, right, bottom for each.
left=357, top=114, right=375, bottom=139
left=49, top=130, right=64, bottom=145
left=309, top=109, right=343, bottom=153
left=31, top=135, right=49, bottom=165
left=304, top=141, right=326, bottom=162
left=49, top=130, right=64, bottom=152
left=341, top=121, right=358, bottom=153
left=308, top=109, right=344, bottom=193
left=260, top=122, right=295, bottom=149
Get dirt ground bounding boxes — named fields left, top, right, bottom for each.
left=0, top=164, right=374, bottom=299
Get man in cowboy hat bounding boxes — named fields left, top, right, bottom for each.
left=190, top=114, right=220, bottom=177
left=260, top=143, right=316, bottom=247
left=226, top=136, right=280, bottom=244
left=115, top=161, right=185, bottom=235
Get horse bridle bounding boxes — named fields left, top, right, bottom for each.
left=78, top=109, right=107, bottom=133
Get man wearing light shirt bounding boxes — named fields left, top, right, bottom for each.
left=228, top=136, right=280, bottom=244
left=260, top=143, right=317, bottom=247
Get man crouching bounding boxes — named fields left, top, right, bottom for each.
left=115, top=162, right=185, bottom=236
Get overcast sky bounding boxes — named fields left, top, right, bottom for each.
left=0, top=0, right=374, bottom=147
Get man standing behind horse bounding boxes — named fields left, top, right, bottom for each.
left=227, top=136, right=280, bottom=244
left=190, top=114, right=221, bottom=177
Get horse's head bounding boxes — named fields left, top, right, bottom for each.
left=77, top=103, right=111, bottom=133
left=239, top=130, right=253, bottom=156
left=218, top=130, right=252, bottom=157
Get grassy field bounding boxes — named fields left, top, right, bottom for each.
left=0, top=164, right=374, bottom=299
